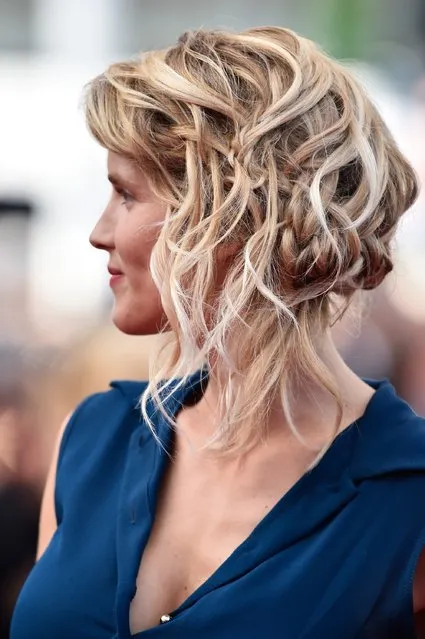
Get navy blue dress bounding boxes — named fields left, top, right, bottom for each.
left=10, top=370, right=425, bottom=638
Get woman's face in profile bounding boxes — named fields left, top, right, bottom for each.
left=89, top=152, right=168, bottom=335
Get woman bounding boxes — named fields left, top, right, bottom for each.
left=10, top=26, right=425, bottom=638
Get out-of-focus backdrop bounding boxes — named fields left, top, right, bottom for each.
left=0, top=0, right=424, bottom=635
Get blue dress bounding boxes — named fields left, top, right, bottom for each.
left=10, top=369, right=425, bottom=638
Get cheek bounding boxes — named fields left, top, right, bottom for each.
left=115, top=221, right=157, bottom=273
left=112, top=228, right=166, bottom=335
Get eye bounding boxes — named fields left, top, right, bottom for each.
left=113, top=186, right=134, bottom=207
left=120, top=191, right=134, bottom=206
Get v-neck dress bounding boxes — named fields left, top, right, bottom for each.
left=10, top=369, right=425, bottom=638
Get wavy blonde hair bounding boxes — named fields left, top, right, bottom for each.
left=85, top=26, right=418, bottom=456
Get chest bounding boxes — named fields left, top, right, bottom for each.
left=128, top=456, right=298, bottom=634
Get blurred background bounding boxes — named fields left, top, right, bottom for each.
left=0, top=0, right=424, bottom=635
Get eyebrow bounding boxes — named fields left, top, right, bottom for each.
left=108, top=172, right=149, bottom=194
left=108, top=173, right=128, bottom=188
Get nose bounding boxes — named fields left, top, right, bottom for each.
left=89, top=209, right=114, bottom=252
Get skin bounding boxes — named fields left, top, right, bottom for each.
left=89, top=153, right=169, bottom=336
left=38, top=151, right=425, bottom=634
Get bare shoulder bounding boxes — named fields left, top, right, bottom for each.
left=36, top=413, right=71, bottom=560
left=415, top=548, right=425, bottom=610
left=415, top=566, right=425, bottom=638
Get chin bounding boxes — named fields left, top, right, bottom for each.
left=111, top=306, right=168, bottom=337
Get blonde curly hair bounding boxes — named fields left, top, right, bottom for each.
left=84, top=26, right=418, bottom=456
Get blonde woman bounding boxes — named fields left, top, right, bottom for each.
left=11, top=27, right=425, bottom=638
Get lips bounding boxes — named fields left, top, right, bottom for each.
left=108, top=266, right=123, bottom=276
left=108, top=265, right=124, bottom=288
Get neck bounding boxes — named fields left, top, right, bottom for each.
left=178, top=333, right=375, bottom=454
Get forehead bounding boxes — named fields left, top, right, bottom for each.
left=106, top=151, right=153, bottom=193
left=107, top=151, right=139, bottom=178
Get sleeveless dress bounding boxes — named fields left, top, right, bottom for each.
left=10, top=369, right=425, bottom=638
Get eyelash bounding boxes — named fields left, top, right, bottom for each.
left=114, top=187, right=134, bottom=206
